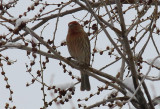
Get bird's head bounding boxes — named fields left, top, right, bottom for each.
left=68, top=21, right=80, bottom=28
left=68, top=21, right=83, bottom=33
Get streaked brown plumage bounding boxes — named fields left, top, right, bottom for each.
left=66, top=21, right=91, bottom=91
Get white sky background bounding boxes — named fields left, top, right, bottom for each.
left=0, top=0, right=160, bottom=109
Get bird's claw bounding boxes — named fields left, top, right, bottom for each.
left=66, top=56, right=73, bottom=60
left=78, top=63, right=90, bottom=69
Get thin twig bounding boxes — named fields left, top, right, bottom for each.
left=125, top=55, right=160, bottom=104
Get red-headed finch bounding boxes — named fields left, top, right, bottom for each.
left=66, top=21, right=91, bottom=91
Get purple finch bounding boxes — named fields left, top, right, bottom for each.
left=66, top=21, right=91, bottom=91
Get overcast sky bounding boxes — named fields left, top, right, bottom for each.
left=0, top=0, right=160, bottom=109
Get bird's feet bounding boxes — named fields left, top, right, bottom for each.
left=66, top=56, right=73, bottom=60
left=79, top=63, right=90, bottom=69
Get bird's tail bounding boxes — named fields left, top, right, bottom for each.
left=80, top=72, right=90, bottom=91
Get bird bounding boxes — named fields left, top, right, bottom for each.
left=66, top=21, right=91, bottom=91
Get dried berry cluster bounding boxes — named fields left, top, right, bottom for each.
left=77, top=84, right=109, bottom=108
left=46, top=86, right=75, bottom=107
left=5, top=103, right=16, bottom=109
left=0, top=0, right=18, bottom=11
left=59, top=61, right=81, bottom=82
left=107, top=91, right=119, bottom=108
left=92, top=46, right=119, bottom=60
left=0, top=54, right=15, bottom=108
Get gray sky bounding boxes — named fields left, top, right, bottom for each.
left=0, top=0, right=160, bottom=109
